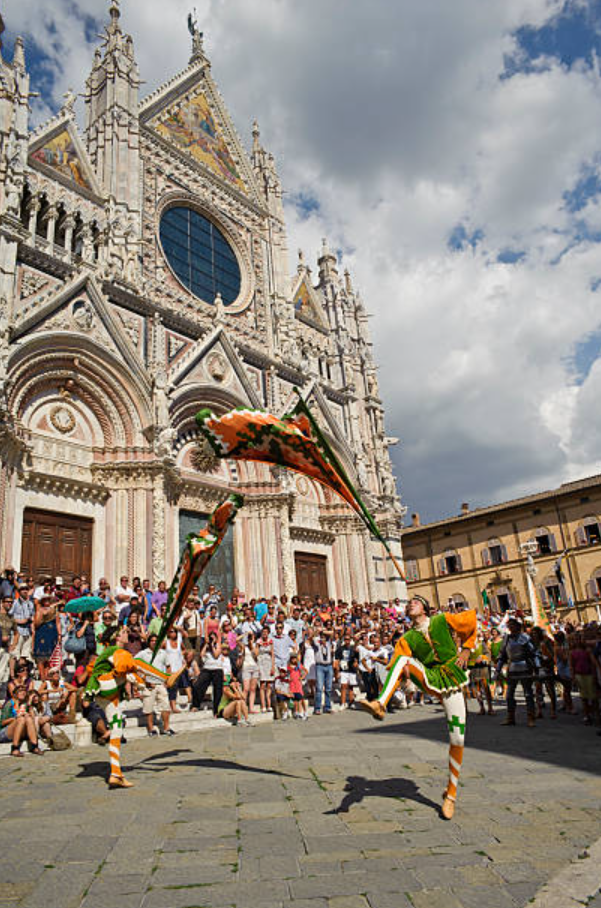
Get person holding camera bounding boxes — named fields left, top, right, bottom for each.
left=192, top=632, right=224, bottom=715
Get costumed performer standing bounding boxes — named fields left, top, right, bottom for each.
left=85, top=626, right=181, bottom=789
left=360, top=596, right=477, bottom=819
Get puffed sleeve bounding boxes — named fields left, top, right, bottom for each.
left=445, top=610, right=478, bottom=650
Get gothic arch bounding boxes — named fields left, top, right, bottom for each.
left=8, top=335, right=153, bottom=449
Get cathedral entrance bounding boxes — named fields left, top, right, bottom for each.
left=20, top=508, right=93, bottom=583
left=294, top=552, right=329, bottom=601
left=179, top=510, right=236, bottom=604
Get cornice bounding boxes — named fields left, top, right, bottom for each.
left=18, top=469, right=110, bottom=503
left=290, top=525, right=336, bottom=546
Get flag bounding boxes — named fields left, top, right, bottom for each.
left=196, top=393, right=405, bottom=581
left=49, top=642, right=62, bottom=672
left=481, top=589, right=490, bottom=609
left=152, top=494, right=243, bottom=659
left=553, top=548, right=568, bottom=586
left=526, top=571, right=551, bottom=632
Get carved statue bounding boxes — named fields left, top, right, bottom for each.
left=153, top=369, right=170, bottom=426
left=155, top=426, right=176, bottom=459
left=62, top=88, right=77, bottom=113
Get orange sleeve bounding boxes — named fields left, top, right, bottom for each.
left=112, top=649, right=136, bottom=675
left=445, top=610, right=478, bottom=650
left=391, top=635, right=412, bottom=662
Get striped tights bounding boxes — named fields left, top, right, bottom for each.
left=377, top=654, right=466, bottom=803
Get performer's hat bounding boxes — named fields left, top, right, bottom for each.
left=412, top=594, right=430, bottom=615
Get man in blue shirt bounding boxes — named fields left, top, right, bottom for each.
left=9, top=584, right=34, bottom=670
left=253, top=597, right=268, bottom=622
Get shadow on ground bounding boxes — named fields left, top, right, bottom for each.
left=76, top=748, right=302, bottom=780
left=353, top=704, right=601, bottom=775
left=325, top=774, right=440, bottom=814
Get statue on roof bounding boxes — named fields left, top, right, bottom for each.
left=187, top=8, right=204, bottom=61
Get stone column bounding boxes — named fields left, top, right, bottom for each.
left=45, top=205, right=58, bottom=247
left=63, top=214, right=75, bottom=258
left=27, top=197, right=40, bottom=241
left=277, top=499, right=295, bottom=598
left=152, top=470, right=167, bottom=588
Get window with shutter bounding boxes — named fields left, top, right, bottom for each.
left=548, top=533, right=558, bottom=553
left=537, top=584, right=548, bottom=605
left=500, top=544, right=508, bottom=563
left=481, top=548, right=490, bottom=566
left=455, top=553, right=463, bottom=573
left=584, top=520, right=601, bottom=545
left=575, top=526, right=588, bottom=546
left=585, top=580, right=598, bottom=600
left=438, top=557, right=447, bottom=576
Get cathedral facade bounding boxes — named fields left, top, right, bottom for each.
left=0, top=4, right=405, bottom=602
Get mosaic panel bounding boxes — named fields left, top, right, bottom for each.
left=31, top=128, right=92, bottom=190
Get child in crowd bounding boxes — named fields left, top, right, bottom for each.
left=288, top=653, right=308, bottom=721
left=274, top=666, right=291, bottom=721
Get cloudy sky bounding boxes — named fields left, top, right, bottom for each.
left=5, top=0, right=601, bottom=523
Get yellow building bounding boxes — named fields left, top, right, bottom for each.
left=401, top=474, right=601, bottom=623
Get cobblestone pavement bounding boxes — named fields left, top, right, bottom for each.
left=2, top=702, right=601, bottom=908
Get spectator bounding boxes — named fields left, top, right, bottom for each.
left=93, top=577, right=114, bottom=603
left=0, top=567, right=16, bottom=601
left=570, top=634, right=600, bottom=726
left=202, top=584, right=223, bottom=612
left=148, top=580, right=168, bottom=624
left=272, top=621, right=292, bottom=671
left=138, top=634, right=173, bottom=737
left=334, top=629, right=359, bottom=709
left=496, top=618, right=537, bottom=727
left=123, top=611, right=146, bottom=656
left=257, top=625, right=275, bottom=713
left=32, top=595, right=61, bottom=681
left=9, top=582, right=35, bottom=675
left=217, top=673, right=252, bottom=726
left=164, top=627, right=190, bottom=712
left=202, top=604, right=221, bottom=645
left=181, top=598, right=202, bottom=650
left=240, top=631, right=259, bottom=714
left=114, top=575, right=135, bottom=613
left=64, top=575, right=83, bottom=603
left=288, top=653, right=308, bottom=720
left=0, top=595, right=17, bottom=685
left=1, top=685, right=43, bottom=756
left=148, top=603, right=168, bottom=638
left=313, top=631, right=334, bottom=715
left=192, top=632, right=223, bottom=715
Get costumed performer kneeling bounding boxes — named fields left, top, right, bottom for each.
left=85, top=626, right=182, bottom=789
left=360, top=596, right=477, bottom=820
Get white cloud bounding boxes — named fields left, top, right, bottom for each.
left=5, top=0, right=601, bottom=520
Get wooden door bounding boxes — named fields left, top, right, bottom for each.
left=21, top=509, right=93, bottom=583
left=294, top=552, right=329, bottom=601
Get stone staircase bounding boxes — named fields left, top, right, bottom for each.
left=0, top=695, right=277, bottom=756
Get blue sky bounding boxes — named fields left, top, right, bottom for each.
left=7, top=0, right=601, bottom=523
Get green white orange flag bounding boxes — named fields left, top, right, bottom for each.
left=152, top=494, right=243, bottom=659
left=195, top=392, right=405, bottom=581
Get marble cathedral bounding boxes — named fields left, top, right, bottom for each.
left=0, top=4, right=405, bottom=601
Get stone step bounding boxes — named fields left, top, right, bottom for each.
left=0, top=706, right=278, bottom=755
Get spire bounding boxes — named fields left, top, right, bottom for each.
left=108, top=0, right=121, bottom=33
left=252, top=120, right=261, bottom=154
left=317, top=237, right=339, bottom=286
left=0, top=13, right=5, bottom=59
left=12, top=37, right=25, bottom=71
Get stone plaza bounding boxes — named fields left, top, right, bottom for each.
left=2, top=705, right=601, bottom=908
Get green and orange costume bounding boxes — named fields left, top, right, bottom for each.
left=86, top=647, right=174, bottom=786
left=376, top=610, right=477, bottom=813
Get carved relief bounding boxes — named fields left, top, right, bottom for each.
left=71, top=299, right=95, bottom=332
left=206, top=350, right=229, bottom=384
left=20, top=270, right=51, bottom=300
left=49, top=405, right=76, bottom=435
left=118, top=311, right=141, bottom=347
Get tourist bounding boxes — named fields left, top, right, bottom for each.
left=114, top=575, right=135, bottom=613
left=32, top=595, right=61, bottom=681
left=273, top=620, right=292, bottom=671
left=9, top=582, right=35, bottom=674
left=138, top=634, right=173, bottom=737
left=217, top=673, right=252, bottom=726
left=313, top=630, right=334, bottom=715
left=334, top=629, right=359, bottom=709
left=192, top=632, right=223, bottom=715
left=570, top=634, right=600, bottom=726
left=257, top=625, right=275, bottom=713
left=240, top=630, right=259, bottom=714
left=164, top=627, right=190, bottom=712
left=288, top=653, right=308, bottom=720
left=0, top=596, right=17, bottom=684
left=1, top=685, right=44, bottom=757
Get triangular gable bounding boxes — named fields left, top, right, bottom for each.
left=29, top=116, right=102, bottom=199
left=292, top=275, right=329, bottom=333
left=140, top=65, right=259, bottom=202
left=281, top=380, right=356, bottom=474
left=12, top=274, right=150, bottom=393
left=170, top=325, right=262, bottom=408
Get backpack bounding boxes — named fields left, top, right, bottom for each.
left=49, top=729, right=72, bottom=751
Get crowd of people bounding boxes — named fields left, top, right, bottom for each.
left=1, top=565, right=601, bottom=757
